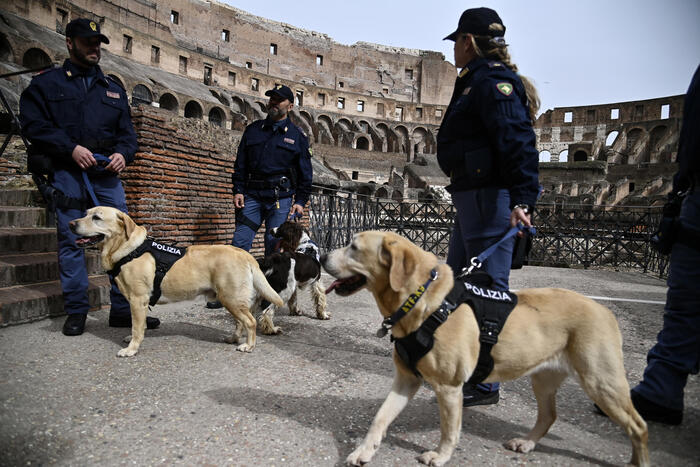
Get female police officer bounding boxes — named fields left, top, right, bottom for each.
left=439, top=8, right=540, bottom=406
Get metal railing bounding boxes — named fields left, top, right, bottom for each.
left=308, top=189, right=668, bottom=277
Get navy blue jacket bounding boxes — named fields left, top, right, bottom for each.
left=673, top=64, right=700, bottom=193
left=437, top=58, right=539, bottom=209
left=232, top=117, right=313, bottom=207
left=19, top=59, right=137, bottom=170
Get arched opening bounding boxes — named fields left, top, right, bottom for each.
left=158, top=93, right=178, bottom=112
left=539, top=150, right=551, bottom=162
left=0, top=33, right=14, bottom=62
left=22, top=48, right=52, bottom=69
left=605, top=130, right=619, bottom=147
left=107, top=74, right=125, bottom=89
left=356, top=136, right=369, bottom=150
left=230, top=96, right=245, bottom=114
left=184, top=100, right=203, bottom=119
left=210, top=90, right=229, bottom=107
left=559, top=150, right=569, bottom=163
left=132, top=84, right=152, bottom=105
left=375, top=186, right=389, bottom=199
left=573, top=150, right=587, bottom=162
left=208, top=107, right=225, bottom=127
left=334, top=118, right=353, bottom=148
left=624, top=128, right=645, bottom=164
left=317, top=115, right=334, bottom=145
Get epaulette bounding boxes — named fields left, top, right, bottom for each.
left=32, top=65, right=60, bottom=79
left=488, top=61, right=503, bottom=68
left=105, top=75, right=126, bottom=91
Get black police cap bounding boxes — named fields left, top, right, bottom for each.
left=65, top=18, right=110, bottom=44
left=444, top=7, right=505, bottom=41
left=264, top=84, right=294, bottom=102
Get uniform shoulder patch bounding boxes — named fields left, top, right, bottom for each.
left=496, top=82, right=513, bottom=96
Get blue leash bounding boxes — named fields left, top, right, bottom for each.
left=466, top=223, right=537, bottom=274
left=81, top=153, right=111, bottom=207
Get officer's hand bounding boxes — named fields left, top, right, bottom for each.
left=510, top=207, right=532, bottom=237
left=233, top=194, right=245, bottom=208
left=72, top=145, right=96, bottom=170
left=106, top=153, right=126, bottom=173
left=289, top=203, right=304, bottom=217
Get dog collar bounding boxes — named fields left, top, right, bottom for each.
left=377, top=268, right=438, bottom=338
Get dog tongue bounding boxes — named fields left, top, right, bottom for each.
left=325, top=280, right=342, bottom=294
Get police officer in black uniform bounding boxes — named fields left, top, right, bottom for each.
left=19, top=18, right=159, bottom=335
left=439, top=8, right=540, bottom=406
left=629, top=64, right=700, bottom=425
left=230, top=84, right=312, bottom=254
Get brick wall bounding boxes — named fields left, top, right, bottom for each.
left=123, top=105, right=309, bottom=257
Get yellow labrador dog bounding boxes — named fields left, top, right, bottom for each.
left=70, top=206, right=283, bottom=357
left=322, top=231, right=649, bottom=467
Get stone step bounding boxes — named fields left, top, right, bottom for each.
left=0, top=206, right=47, bottom=228
left=0, top=227, right=57, bottom=253
left=0, top=275, right=111, bottom=326
left=0, top=251, right=103, bottom=287
left=0, top=188, right=43, bottom=207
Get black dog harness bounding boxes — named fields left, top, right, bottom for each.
left=107, top=238, right=187, bottom=306
left=387, top=271, right=517, bottom=383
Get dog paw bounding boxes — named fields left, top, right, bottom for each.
left=504, top=438, right=536, bottom=453
left=417, top=450, right=449, bottom=466
left=223, top=335, right=240, bottom=344
left=260, top=325, right=282, bottom=335
left=288, top=308, right=302, bottom=316
left=317, top=311, right=330, bottom=320
left=346, top=445, right=374, bottom=466
left=117, top=348, right=138, bottom=357
left=235, top=343, right=254, bottom=353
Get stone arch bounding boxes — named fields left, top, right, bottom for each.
left=373, top=122, right=390, bottom=152
left=394, top=125, right=410, bottom=160
left=392, top=190, right=403, bottom=201
left=605, top=130, right=619, bottom=147
left=624, top=128, right=645, bottom=164
left=573, top=150, right=588, bottom=162
left=375, top=186, right=390, bottom=199
left=184, top=100, right=203, bottom=119
left=355, top=136, right=370, bottom=150
left=334, top=118, right=353, bottom=148
left=0, top=33, right=14, bottom=62
left=294, top=110, right=314, bottom=141
left=22, top=47, right=52, bottom=69
left=539, top=150, right=551, bottom=162
left=209, top=90, right=229, bottom=107
left=317, top=114, right=334, bottom=145
left=158, top=93, right=179, bottom=112
left=648, top=125, right=667, bottom=163
left=357, top=185, right=372, bottom=198
left=208, top=106, right=225, bottom=127
left=411, top=127, right=430, bottom=160
left=106, top=73, right=126, bottom=90
left=559, top=150, right=569, bottom=163
left=132, top=84, right=152, bottom=105
left=230, top=96, right=245, bottom=114
left=356, top=120, right=371, bottom=133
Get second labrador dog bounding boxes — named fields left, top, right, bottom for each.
left=70, top=206, right=283, bottom=357
left=322, top=231, right=649, bottom=467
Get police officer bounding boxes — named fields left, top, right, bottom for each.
left=629, top=64, right=700, bottom=425
left=207, top=84, right=312, bottom=308
left=19, top=18, right=159, bottom=335
left=439, top=8, right=540, bottom=406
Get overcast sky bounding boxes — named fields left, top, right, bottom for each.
left=222, top=0, right=700, bottom=114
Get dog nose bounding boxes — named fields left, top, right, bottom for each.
left=69, top=220, right=77, bottom=233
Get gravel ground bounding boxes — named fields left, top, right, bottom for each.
left=0, top=266, right=698, bottom=466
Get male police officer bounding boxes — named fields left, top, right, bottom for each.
left=207, top=84, right=312, bottom=308
left=20, top=18, right=159, bottom=335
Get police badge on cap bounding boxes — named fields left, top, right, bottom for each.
left=264, top=84, right=294, bottom=102
left=65, top=18, right=110, bottom=44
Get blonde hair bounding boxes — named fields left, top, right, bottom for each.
left=468, top=26, right=540, bottom=122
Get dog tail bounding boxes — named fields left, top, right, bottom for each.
left=251, top=263, right=284, bottom=307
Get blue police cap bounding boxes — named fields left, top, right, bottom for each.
left=444, top=7, right=505, bottom=41
left=66, top=18, right=110, bottom=44
left=265, top=84, right=294, bottom=102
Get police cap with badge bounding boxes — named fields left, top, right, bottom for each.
left=444, top=7, right=505, bottom=41
left=65, top=18, right=110, bottom=43
left=265, top=84, right=294, bottom=102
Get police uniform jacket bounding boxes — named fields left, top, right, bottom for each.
left=19, top=59, right=137, bottom=171
left=437, top=57, right=539, bottom=209
left=674, top=64, right=700, bottom=194
left=232, top=116, right=313, bottom=206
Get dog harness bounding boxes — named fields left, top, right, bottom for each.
left=107, top=238, right=187, bottom=306
left=387, top=271, right=517, bottom=383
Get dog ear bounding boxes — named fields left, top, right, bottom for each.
left=383, top=237, right=416, bottom=292
left=118, top=212, right=137, bottom=239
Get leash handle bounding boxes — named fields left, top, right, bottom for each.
left=468, top=224, right=537, bottom=273
left=81, top=153, right=111, bottom=207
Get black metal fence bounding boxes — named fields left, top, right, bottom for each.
left=308, top=189, right=669, bottom=277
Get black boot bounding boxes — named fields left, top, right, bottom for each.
left=62, top=314, right=87, bottom=336
left=462, top=384, right=500, bottom=407
left=108, top=315, right=161, bottom=329
left=206, top=300, right=223, bottom=309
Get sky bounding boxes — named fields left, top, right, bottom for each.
left=222, top=0, right=700, bottom=115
